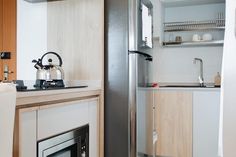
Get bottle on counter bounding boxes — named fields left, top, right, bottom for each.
left=214, top=72, right=221, bottom=87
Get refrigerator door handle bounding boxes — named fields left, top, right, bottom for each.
left=129, top=50, right=153, bottom=61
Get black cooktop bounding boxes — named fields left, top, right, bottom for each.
left=15, top=80, right=88, bottom=92
left=17, top=85, right=88, bottom=92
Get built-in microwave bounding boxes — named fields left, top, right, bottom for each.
left=37, top=124, right=89, bottom=157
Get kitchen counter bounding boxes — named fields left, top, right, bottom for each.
left=139, top=86, right=220, bottom=91
left=14, top=80, right=103, bottom=157
left=139, top=82, right=221, bottom=92
left=16, top=80, right=102, bottom=108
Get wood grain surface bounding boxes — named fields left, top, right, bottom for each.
left=155, top=91, right=193, bottom=157
left=0, top=0, right=16, bottom=80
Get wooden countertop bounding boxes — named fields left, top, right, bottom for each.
left=16, top=81, right=102, bottom=108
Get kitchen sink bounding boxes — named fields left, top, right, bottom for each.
left=159, top=83, right=220, bottom=88
left=161, top=85, right=207, bottom=88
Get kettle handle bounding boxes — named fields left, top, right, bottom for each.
left=41, top=52, right=63, bottom=67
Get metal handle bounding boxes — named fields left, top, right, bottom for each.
left=129, top=50, right=153, bottom=61
left=41, top=52, right=63, bottom=67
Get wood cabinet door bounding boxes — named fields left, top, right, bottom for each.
left=155, top=91, right=193, bottom=157
left=0, top=0, right=16, bottom=80
left=14, top=108, right=38, bottom=157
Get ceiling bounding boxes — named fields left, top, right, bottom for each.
left=161, top=0, right=225, bottom=7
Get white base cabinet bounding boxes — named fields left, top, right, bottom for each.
left=38, top=101, right=89, bottom=140
left=193, top=91, right=221, bottom=157
left=16, top=98, right=99, bottom=157
left=88, top=100, right=98, bottom=157
left=137, top=89, right=221, bottom=157
left=17, top=108, right=38, bottom=157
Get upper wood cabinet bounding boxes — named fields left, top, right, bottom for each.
left=0, top=0, right=16, bottom=81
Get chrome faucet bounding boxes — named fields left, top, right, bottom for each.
left=193, top=58, right=204, bottom=86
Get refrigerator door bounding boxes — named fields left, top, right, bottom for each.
left=129, top=53, right=151, bottom=157
left=129, top=51, right=153, bottom=157
left=129, top=1, right=153, bottom=157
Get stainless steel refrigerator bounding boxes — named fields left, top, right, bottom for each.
left=105, top=0, right=153, bottom=157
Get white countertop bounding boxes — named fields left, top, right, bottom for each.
left=139, top=86, right=220, bottom=91
left=138, top=82, right=221, bottom=92
left=16, top=80, right=102, bottom=108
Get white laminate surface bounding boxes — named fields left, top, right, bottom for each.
left=193, top=91, right=221, bottom=157
left=139, top=86, right=221, bottom=91
left=16, top=80, right=102, bottom=107
left=139, top=82, right=221, bottom=91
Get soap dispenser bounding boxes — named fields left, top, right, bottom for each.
left=214, top=72, right=221, bottom=87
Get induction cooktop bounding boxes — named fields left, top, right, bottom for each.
left=15, top=80, right=88, bottom=92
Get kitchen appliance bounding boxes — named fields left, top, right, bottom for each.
left=14, top=80, right=88, bottom=92
left=32, top=52, right=65, bottom=88
left=38, top=124, right=89, bottom=157
left=105, top=0, right=153, bottom=157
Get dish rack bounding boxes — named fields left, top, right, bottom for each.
left=164, top=19, right=225, bottom=32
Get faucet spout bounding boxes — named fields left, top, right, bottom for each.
left=193, top=58, right=204, bottom=86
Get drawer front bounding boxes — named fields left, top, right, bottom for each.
left=38, top=101, right=89, bottom=140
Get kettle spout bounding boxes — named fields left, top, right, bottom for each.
left=32, top=59, right=43, bottom=69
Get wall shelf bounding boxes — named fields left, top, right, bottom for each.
left=163, top=40, right=224, bottom=47
left=164, top=20, right=225, bottom=32
left=164, top=27, right=225, bottom=32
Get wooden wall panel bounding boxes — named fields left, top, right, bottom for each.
left=47, top=1, right=104, bottom=157
left=155, top=91, right=193, bottom=157
left=2, top=0, right=16, bottom=80
left=0, top=0, right=16, bottom=80
left=47, top=0, right=104, bottom=82
left=0, top=0, right=3, bottom=80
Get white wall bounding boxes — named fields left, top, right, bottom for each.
left=17, top=0, right=47, bottom=80
left=221, top=0, right=236, bottom=156
left=152, top=3, right=225, bottom=83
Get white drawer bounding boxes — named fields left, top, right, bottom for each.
left=37, top=101, right=89, bottom=140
